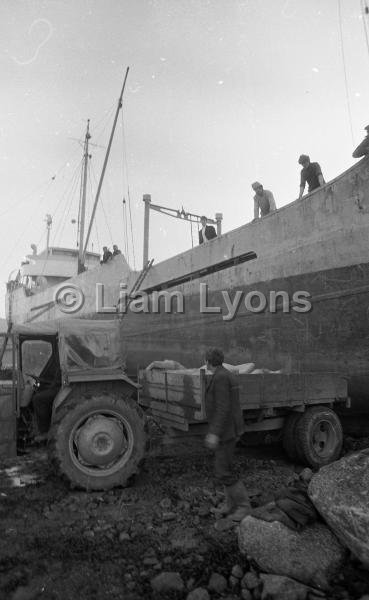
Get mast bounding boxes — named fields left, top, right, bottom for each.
left=82, top=67, right=130, bottom=265
left=78, top=119, right=91, bottom=274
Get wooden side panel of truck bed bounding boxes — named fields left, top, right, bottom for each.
left=139, top=369, right=348, bottom=432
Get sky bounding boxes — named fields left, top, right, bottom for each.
left=0, top=0, right=369, bottom=317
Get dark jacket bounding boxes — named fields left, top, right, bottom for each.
left=205, top=365, right=245, bottom=441
left=199, top=225, right=217, bottom=244
left=352, top=135, right=369, bottom=159
left=102, top=249, right=113, bottom=263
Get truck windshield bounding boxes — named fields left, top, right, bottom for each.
left=21, top=340, right=52, bottom=376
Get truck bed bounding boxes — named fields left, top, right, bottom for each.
left=138, top=369, right=348, bottom=432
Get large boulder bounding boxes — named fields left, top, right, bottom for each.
left=259, top=574, right=309, bottom=600
left=238, top=516, right=345, bottom=590
left=308, top=450, right=369, bottom=568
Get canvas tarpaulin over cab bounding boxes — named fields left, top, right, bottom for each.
left=14, top=319, right=126, bottom=375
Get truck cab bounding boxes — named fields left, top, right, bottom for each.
left=0, top=319, right=146, bottom=490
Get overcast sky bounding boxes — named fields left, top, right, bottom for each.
left=1, top=0, right=369, bottom=317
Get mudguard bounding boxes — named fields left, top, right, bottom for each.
left=52, top=386, right=73, bottom=416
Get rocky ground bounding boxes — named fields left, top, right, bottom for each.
left=0, top=439, right=369, bottom=600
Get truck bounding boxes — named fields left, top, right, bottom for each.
left=0, top=319, right=349, bottom=490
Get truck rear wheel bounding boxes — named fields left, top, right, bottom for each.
left=294, top=405, right=343, bottom=469
left=282, top=412, right=303, bottom=462
left=49, top=392, right=146, bottom=490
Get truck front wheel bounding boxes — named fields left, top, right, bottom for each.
left=49, top=393, right=146, bottom=490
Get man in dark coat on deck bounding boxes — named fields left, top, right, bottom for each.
left=199, top=216, right=217, bottom=244
left=298, top=154, right=325, bottom=198
left=204, top=347, right=251, bottom=521
left=352, top=125, right=369, bottom=159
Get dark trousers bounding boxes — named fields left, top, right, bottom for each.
left=32, top=388, right=57, bottom=433
left=214, top=438, right=237, bottom=486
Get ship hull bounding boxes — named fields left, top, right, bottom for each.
left=6, top=158, right=369, bottom=403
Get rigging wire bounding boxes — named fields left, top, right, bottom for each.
left=92, top=103, right=116, bottom=145
left=121, top=110, right=136, bottom=269
left=94, top=219, right=101, bottom=256
left=51, top=159, right=83, bottom=245
left=337, top=0, right=355, bottom=146
left=126, top=186, right=136, bottom=269
left=89, top=162, right=114, bottom=248
left=122, top=198, right=130, bottom=262
left=52, top=162, right=82, bottom=246
left=0, top=150, right=81, bottom=220
left=361, top=0, right=369, bottom=59
left=0, top=177, right=54, bottom=219
left=0, top=191, right=50, bottom=271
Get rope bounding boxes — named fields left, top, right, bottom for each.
left=338, top=0, right=355, bottom=146
left=190, top=220, right=194, bottom=248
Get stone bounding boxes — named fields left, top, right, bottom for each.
left=11, top=586, right=40, bottom=600
left=260, top=574, right=309, bottom=600
left=208, top=572, right=228, bottom=593
left=240, top=591, right=252, bottom=600
left=162, top=511, right=177, bottom=521
left=231, top=564, right=243, bottom=579
left=171, top=536, right=198, bottom=552
left=160, top=497, right=172, bottom=510
left=186, top=588, right=210, bottom=600
left=308, top=451, right=369, bottom=568
left=299, top=468, right=313, bottom=483
left=238, top=516, right=345, bottom=590
left=143, top=557, right=159, bottom=566
left=118, top=532, right=130, bottom=542
left=241, top=571, right=259, bottom=590
left=214, top=518, right=235, bottom=532
left=229, top=575, right=239, bottom=588
left=151, top=571, right=184, bottom=593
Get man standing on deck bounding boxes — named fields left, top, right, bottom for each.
left=101, top=246, right=113, bottom=264
left=352, top=125, right=369, bottom=159
left=298, top=155, right=325, bottom=198
left=252, top=182, right=276, bottom=219
left=204, top=347, right=251, bottom=522
left=199, top=216, right=217, bottom=244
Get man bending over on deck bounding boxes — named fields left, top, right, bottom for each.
left=352, top=125, right=369, bottom=159
left=204, top=347, right=251, bottom=522
left=298, top=154, right=325, bottom=199
left=251, top=182, right=276, bottom=219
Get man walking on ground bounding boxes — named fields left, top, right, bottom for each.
left=204, top=347, right=251, bottom=522
left=199, top=216, right=217, bottom=244
left=352, top=125, right=369, bottom=159
left=252, top=182, right=276, bottom=220
left=298, top=154, right=325, bottom=199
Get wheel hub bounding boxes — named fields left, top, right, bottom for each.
left=75, top=415, right=126, bottom=466
left=312, top=421, right=335, bottom=457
